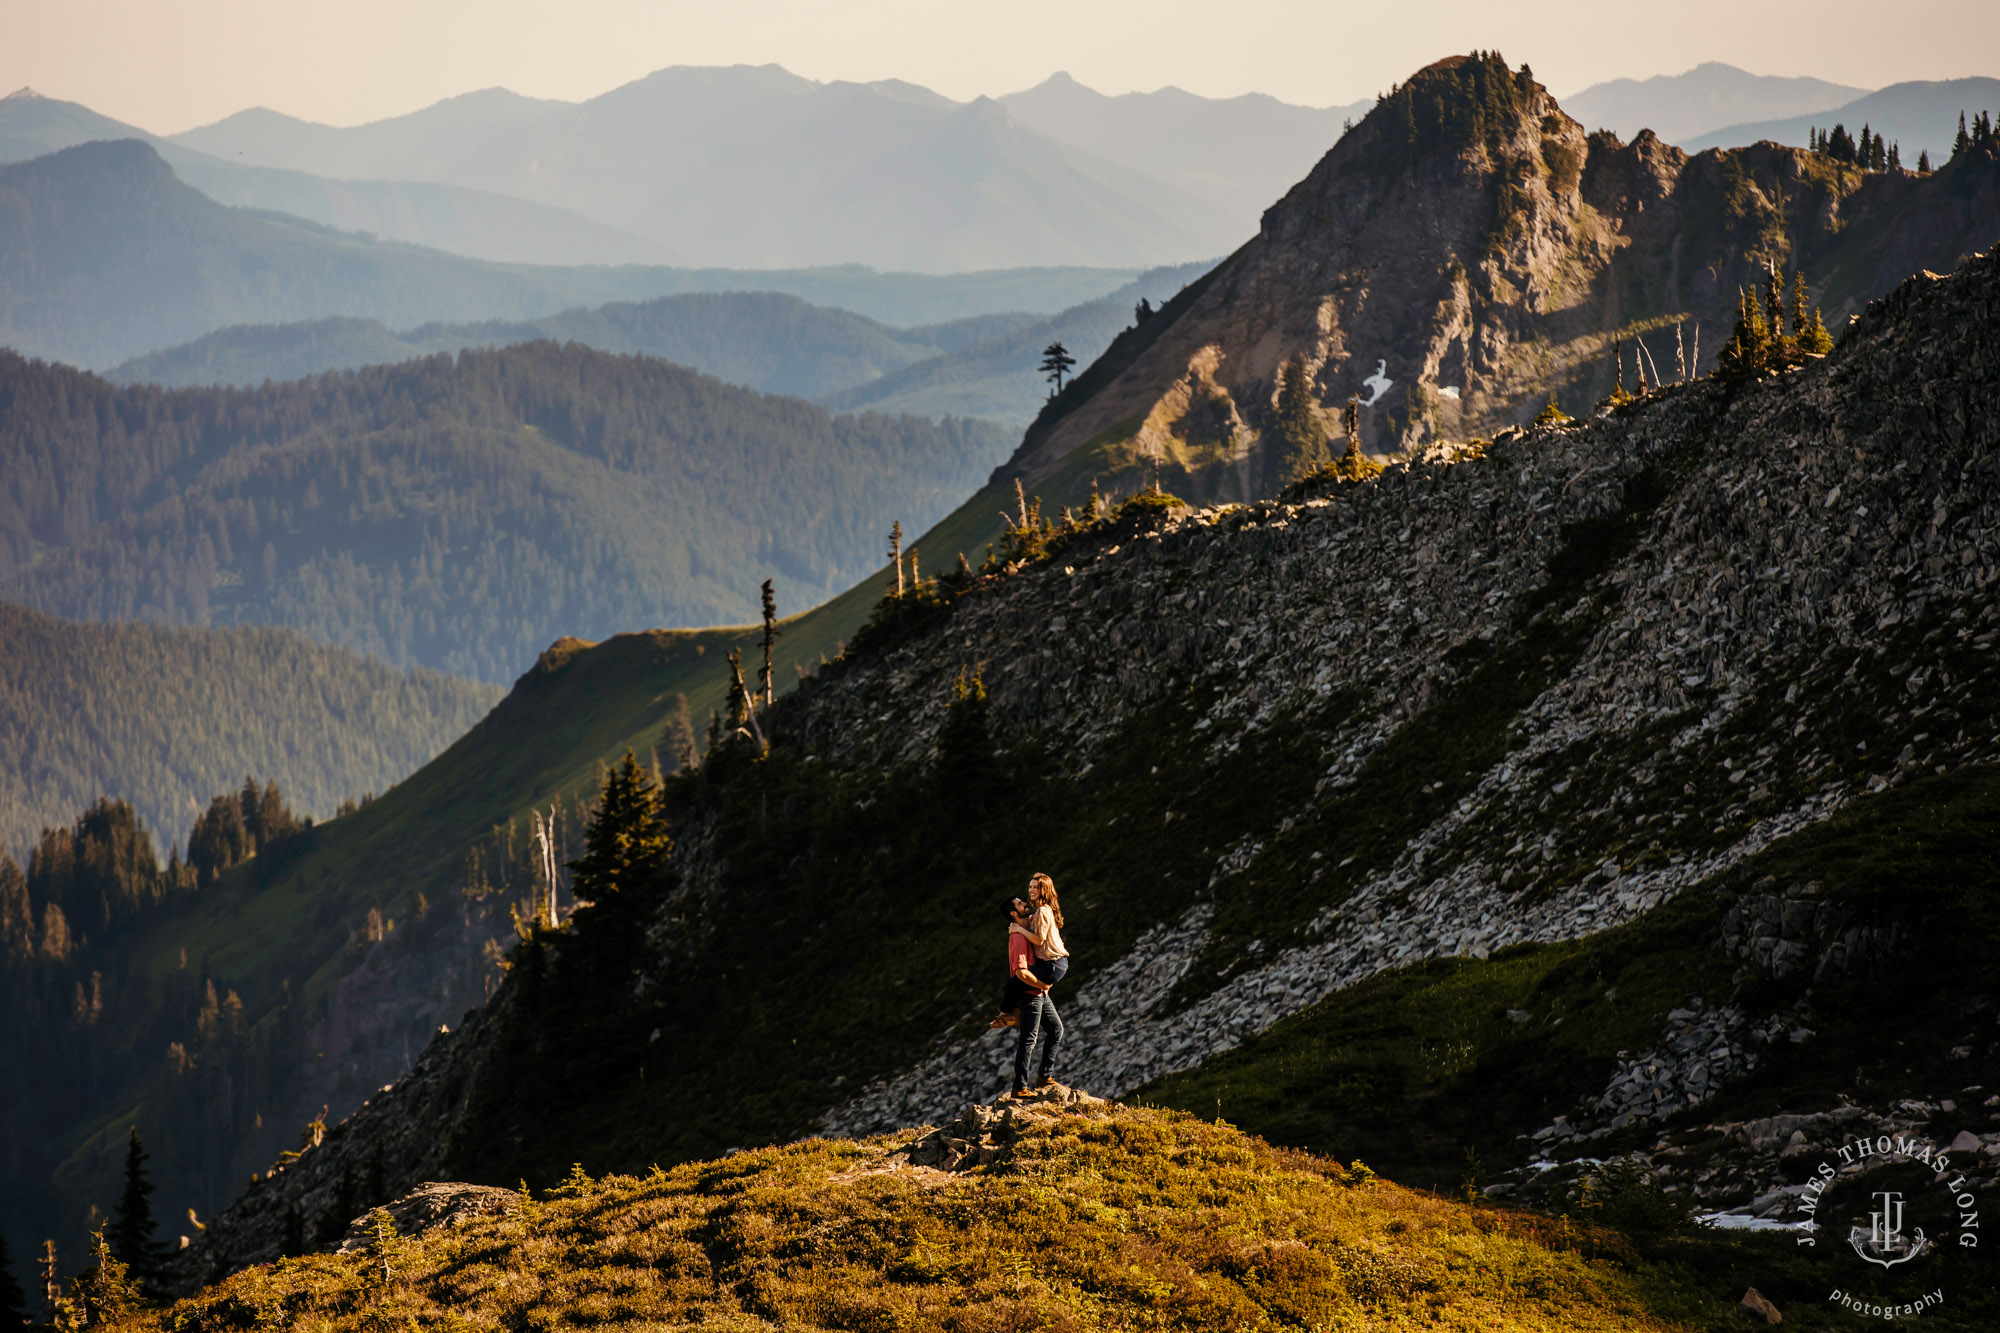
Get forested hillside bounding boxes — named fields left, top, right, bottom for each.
left=0, top=344, right=1012, bottom=680
left=0, top=601, right=500, bottom=857
left=108, top=265, right=1215, bottom=432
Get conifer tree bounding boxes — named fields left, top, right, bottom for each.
left=1038, top=342, right=1077, bottom=396
left=1715, top=287, right=1766, bottom=384
left=1799, top=305, right=1834, bottom=356
left=1954, top=112, right=1970, bottom=159
left=724, top=651, right=749, bottom=729
left=38, top=1241, right=62, bottom=1331
left=0, top=853, right=28, bottom=962
left=108, top=1128, right=164, bottom=1289
left=1859, top=123, right=1872, bottom=167
left=660, top=694, right=697, bottom=772
left=758, top=579, right=779, bottom=709
left=1888, top=140, right=1901, bottom=171
left=1274, top=354, right=1328, bottom=479
left=569, top=752, right=672, bottom=912
left=0, top=1227, right=27, bottom=1330
left=1917, top=148, right=1932, bottom=173
left=937, top=668, right=996, bottom=793
left=72, top=1230, right=137, bottom=1326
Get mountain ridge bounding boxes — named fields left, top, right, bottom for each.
left=163, top=242, right=2000, bottom=1302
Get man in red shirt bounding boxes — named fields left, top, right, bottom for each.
left=989, top=897, right=1048, bottom=1029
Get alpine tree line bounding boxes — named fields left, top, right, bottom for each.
left=1807, top=108, right=1999, bottom=176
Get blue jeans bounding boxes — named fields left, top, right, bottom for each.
left=1013, top=961, right=1066, bottom=1091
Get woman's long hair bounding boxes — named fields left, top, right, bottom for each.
left=1029, top=873, right=1063, bottom=929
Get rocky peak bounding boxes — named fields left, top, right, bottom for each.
left=1004, top=53, right=1998, bottom=508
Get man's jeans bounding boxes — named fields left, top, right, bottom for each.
left=1013, top=985, right=1063, bottom=1091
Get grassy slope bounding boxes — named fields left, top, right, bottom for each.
left=116, top=1104, right=1731, bottom=1332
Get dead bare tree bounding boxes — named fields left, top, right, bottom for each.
left=530, top=806, right=559, bottom=926
left=726, top=650, right=769, bottom=754
left=1635, top=335, right=1662, bottom=391
left=887, top=522, right=905, bottom=598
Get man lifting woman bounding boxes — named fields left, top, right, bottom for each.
left=990, top=872, right=1069, bottom=1098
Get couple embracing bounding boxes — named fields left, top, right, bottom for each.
left=989, top=871, right=1069, bottom=1099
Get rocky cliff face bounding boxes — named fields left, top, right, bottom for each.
left=172, top=244, right=2000, bottom=1290
left=1006, top=54, right=2000, bottom=502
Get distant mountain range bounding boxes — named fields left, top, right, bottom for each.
left=1686, top=76, right=2000, bottom=162
left=168, top=66, right=1246, bottom=271
left=0, top=85, right=677, bottom=265
left=11, top=62, right=1990, bottom=284
left=1560, top=62, right=1865, bottom=144
left=0, top=139, right=1143, bottom=368
left=108, top=263, right=1215, bottom=429
left=997, top=72, right=1372, bottom=218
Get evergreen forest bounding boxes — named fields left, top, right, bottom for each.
left=0, top=600, right=500, bottom=858
left=0, top=343, right=1012, bottom=681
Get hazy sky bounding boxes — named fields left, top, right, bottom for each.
left=7, top=0, right=1997, bottom=132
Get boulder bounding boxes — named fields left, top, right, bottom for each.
left=1737, top=1287, right=1782, bottom=1324
left=334, top=1182, right=519, bottom=1255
